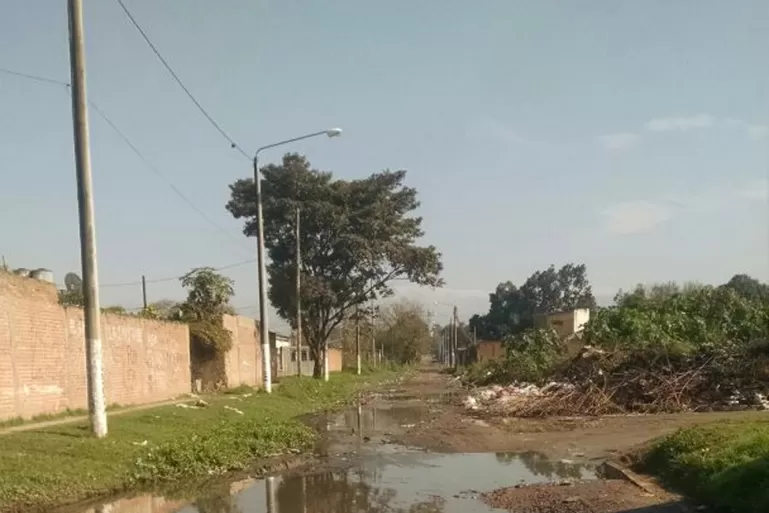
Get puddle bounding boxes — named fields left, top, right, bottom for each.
left=74, top=452, right=595, bottom=513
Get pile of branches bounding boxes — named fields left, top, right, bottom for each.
left=493, top=342, right=769, bottom=417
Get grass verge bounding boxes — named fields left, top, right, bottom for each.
left=0, top=368, right=400, bottom=512
left=640, top=420, right=769, bottom=513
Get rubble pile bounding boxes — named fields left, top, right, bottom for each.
left=463, top=345, right=769, bottom=417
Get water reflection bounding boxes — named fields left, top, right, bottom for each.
left=496, top=451, right=593, bottom=480
left=77, top=452, right=594, bottom=513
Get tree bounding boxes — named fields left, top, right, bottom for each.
left=721, top=274, right=769, bottom=303
left=177, top=267, right=235, bottom=354
left=470, top=263, right=596, bottom=340
left=376, top=300, right=432, bottom=364
left=226, top=154, right=443, bottom=377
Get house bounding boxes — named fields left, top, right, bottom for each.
left=533, top=308, right=590, bottom=339
left=473, top=308, right=591, bottom=364
left=271, top=331, right=344, bottom=378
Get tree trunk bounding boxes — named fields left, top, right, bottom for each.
left=312, top=354, right=323, bottom=378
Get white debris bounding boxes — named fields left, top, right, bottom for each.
left=224, top=405, right=245, bottom=415
left=461, top=381, right=575, bottom=411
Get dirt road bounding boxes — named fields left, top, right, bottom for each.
left=67, top=366, right=746, bottom=513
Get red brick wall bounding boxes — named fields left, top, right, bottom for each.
left=223, top=314, right=262, bottom=388
left=0, top=272, right=191, bottom=420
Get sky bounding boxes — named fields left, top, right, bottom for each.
left=1, top=1, right=767, bottom=329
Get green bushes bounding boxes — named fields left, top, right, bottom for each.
left=585, top=286, right=769, bottom=353
left=642, top=421, right=769, bottom=513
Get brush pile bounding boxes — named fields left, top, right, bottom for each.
left=463, top=343, right=769, bottom=417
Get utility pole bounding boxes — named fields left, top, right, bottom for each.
left=295, top=206, right=302, bottom=377
left=67, top=0, right=107, bottom=438
left=452, top=305, right=459, bottom=368
left=252, top=156, right=272, bottom=394
left=141, top=275, right=147, bottom=310
left=355, top=305, right=361, bottom=375
left=448, top=315, right=454, bottom=367
left=370, top=305, right=376, bottom=367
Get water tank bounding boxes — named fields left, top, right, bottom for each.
left=31, top=268, right=54, bottom=283
left=13, top=268, right=31, bottom=278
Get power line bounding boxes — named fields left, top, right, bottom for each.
left=0, top=67, right=252, bottom=255
left=0, top=67, right=69, bottom=87
left=113, top=0, right=251, bottom=160
left=86, top=101, right=253, bottom=254
left=100, top=258, right=256, bottom=288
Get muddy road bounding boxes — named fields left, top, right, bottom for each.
left=67, top=367, right=743, bottom=513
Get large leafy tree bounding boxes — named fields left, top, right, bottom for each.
left=470, top=263, right=596, bottom=340
left=226, top=154, right=443, bottom=376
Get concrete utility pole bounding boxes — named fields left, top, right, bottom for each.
left=252, top=154, right=272, bottom=394
left=295, top=206, right=302, bottom=377
left=452, top=305, right=459, bottom=368
left=67, top=0, right=107, bottom=438
left=370, top=304, right=376, bottom=367
left=141, top=275, right=147, bottom=309
left=355, top=305, right=362, bottom=375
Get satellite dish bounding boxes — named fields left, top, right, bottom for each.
left=64, top=272, right=83, bottom=291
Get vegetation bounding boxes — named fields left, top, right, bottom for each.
left=469, top=263, right=596, bottom=340
left=176, top=267, right=236, bottom=354
left=376, top=300, right=433, bottom=364
left=0, top=369, right=399, bottom=512
left=464, top=270, right=769, bottom=415
left=642, top=420, right=769, bottom=513
left=227, top=153, right=443, bottom=377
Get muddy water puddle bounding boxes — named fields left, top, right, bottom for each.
left=71, top=403, right=596, bottom=513
left=76, top=452, right=595, bottom=513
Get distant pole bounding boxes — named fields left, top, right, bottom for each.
left=68, top=0, right=107, bottom=438
left=253, top=154, right=272, bottom=393
left=355, top=305, right=361, bottom=375
left=370, top=305, right=376, bottom=367
left=448, top=316, right=454, bottom=367
left=452, top=306, right=459, bottom=368
left=141, top=275, right=147, bottom=309
left=295, top=206, right=302, bottom=377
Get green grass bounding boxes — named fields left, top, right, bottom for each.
left=641, top=420, right=769, bottom=513
left=0, top=369, right=399, bottom=512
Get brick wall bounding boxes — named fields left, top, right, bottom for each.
left=476, top=340, right=505, bottom=363
left=223, top=314, right=262, bottom=388
left=0, top=272, right=191, bottom=421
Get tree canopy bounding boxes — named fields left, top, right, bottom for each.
left=177, top=267, right=236, bottom=354
left=226, top=153, right=442, bottom=376
left=469, top=263, right=596, bottom=340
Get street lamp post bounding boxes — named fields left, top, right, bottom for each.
left=253, top=128, right=342, bottom=392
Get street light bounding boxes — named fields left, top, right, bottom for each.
left=253, top=128, right=342, bottom=393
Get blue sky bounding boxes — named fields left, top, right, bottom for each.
left=1, top=1, right=767, bottom=327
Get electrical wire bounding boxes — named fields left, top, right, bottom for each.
left=0, top=67, right=253, bottom=256
left=113, top=0, right=251, bottom=160
left=87, top=101, right=253, bottom=254
left=0, top=67, right=69, bottom=87
left=61, top=257, right=257, bottom=289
